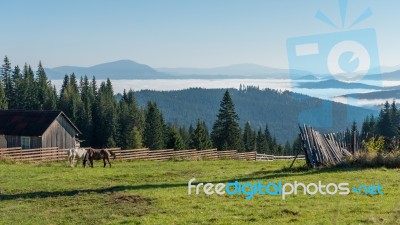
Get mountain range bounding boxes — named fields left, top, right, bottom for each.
left=44, top=59, right=400, bottom=81
left=45, top=60, right=169, bottom=80
left=45, top=60, right=309, bottom=80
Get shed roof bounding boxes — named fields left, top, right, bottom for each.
left=0, top=110, right=81, bottom=136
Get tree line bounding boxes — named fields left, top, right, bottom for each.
left=0, top=56, right=301, bottom=154
left=359, top=100, right=400, bottom=151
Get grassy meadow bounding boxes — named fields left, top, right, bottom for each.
left=0, top=159, right=399, bottom=225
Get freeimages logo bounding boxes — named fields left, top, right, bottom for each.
left=286, top=0, right=381, bottom=127
left=188, top=178, right=383, bottom=200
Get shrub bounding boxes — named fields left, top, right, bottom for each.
left=362, top=136, right=385, bottom=152
left=352, top=151, right=400, bottom=168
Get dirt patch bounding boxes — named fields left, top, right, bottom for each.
left=107, top=193, right=153, bottom=217
left=282, top=209, right=299, bottom=216
left=109, top=194, right=151, bottom=205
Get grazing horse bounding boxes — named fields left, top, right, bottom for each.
left=66, top=148, right=87, bottom=167
left=83, top=148, right=116, bottom=168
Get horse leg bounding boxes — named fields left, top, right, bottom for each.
left=103, top=157, right=106, bottom=168
left=72, top=154, right=76, bottom=168
left=107, top=157, right=111, bottom=168
left=69, top=156, right=73, bottom=167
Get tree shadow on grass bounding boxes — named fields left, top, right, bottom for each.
left=0, top=165, right=365, bottom=201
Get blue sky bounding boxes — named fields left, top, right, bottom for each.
left=0, top=0, right=398, bottom=69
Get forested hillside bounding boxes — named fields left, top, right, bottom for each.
left=134, top=87, right=374, bottom=142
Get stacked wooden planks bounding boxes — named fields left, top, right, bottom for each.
left=299, top=125, right=353, bottom=168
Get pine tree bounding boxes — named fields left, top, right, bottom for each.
left=143, top=102, right=165, bottom=150
left=242, top=121, right=256, bottom=152
left=264, top=124, right=274, bottom=154
left=93, top=79, right=117, bottom=147
left=9, top=65, right=22, bottom=109
left=117, top=89, right=143, bottom=149
left=0, top=79, right=7, bottom=109
left=1, top=56, right=12, bottom=103
left=179, top=126, right=191, bottom=149
left=389, top=100, right=399, bottom=137
left=59, top=74, right=84, bottom=123
left=78, top=75, right=95, bottom=146
left=36, top=61, right=56, bottom=110
left=132, top=127, right=143, bottom=149
left=19, top=64, right=39, bottom=109
left=256, top=128, right=268, bottom=153
left=377, top=101, right=392, bottom=138
left=361, top=115, right=371, bottom=140
left=166, top=125, right=185, bottom=150
left=211, top=90, right=241, bottom=150
left=190, top=120, right=212, bottom=150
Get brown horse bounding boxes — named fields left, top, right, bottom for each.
left=83, top=148, right=116, bottom=168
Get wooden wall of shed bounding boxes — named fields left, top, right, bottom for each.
left=0, top=135, right=6, bottom=148
left=41, top=115, right=78, bottom=149
left=5, top=135, right=42, bottom=149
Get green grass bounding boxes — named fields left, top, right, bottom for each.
left=0, top=159, right=399, bottom=225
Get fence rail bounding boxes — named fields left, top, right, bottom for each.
left=256, top=154, right=305, bottom=161
left=0, top=147, right=304, bottom=162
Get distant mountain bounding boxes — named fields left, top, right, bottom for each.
left=46, top=60, right=314, bottom=80
left=297, top=79, right=383, bottom=89
left=340, top=89, right=400, bottom=100
left=293, top=75, right=319, bottom=80
left=157, top=63, right=309, bottom=79
left=364, top=69, right=400, bottom=81
left=45, top=60, right=171, bottom=79
left=133, top=87, right=375, bottom=143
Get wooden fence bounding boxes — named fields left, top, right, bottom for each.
left=0, top=147, right=303, bottom=162
left=299, top=125, right=353, bottom=168
left=256, top=154, right=305, bottom=161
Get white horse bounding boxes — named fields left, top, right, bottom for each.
left=66, top=148, right=87, bottom=167
left=65, top=139, right=87, bottom=167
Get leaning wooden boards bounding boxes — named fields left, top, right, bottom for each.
left=299, top=125, right=353, bottom=168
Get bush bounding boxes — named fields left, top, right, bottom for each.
left=362, top=136, right=385, bottom=152
left=352, top=151, right=400, bottom=168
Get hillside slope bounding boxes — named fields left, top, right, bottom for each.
left=133, top=87, right=375, bottom=142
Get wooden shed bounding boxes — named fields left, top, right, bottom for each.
left=0, top=110, right=81, bottom=149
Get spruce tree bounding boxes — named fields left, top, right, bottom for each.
left=59, top=73, right=84, bottom=123
left=179, top=126, right=191, bottom=149
left=243, top=121, right=256, bottom=152
left=20, top=64, right=39, bottom=109
left=190, top=120, right=212, bottom=150
left=79, top=75, right=95, bottom=146
left=143, top=102, right=165, bottom=150
left=36, top=61, right=56, bottom=110
left=211, top=90, right=241, bottom=150
left=0, top=79, right=7, bottom=109
left=166, top=125, right=185, bottom=150
left=9, top=65, right=22, bottom=109
left=256, top=128, right=268, bottom=154
left=93, top=79, right=117, bottom=147
left=377, top=101, right=392, bottom=138
left=117, top=89, right=143, bottom=149
left=1, top=56, right=12, bottom=103
left=389, top=100, right=399, bottom=137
